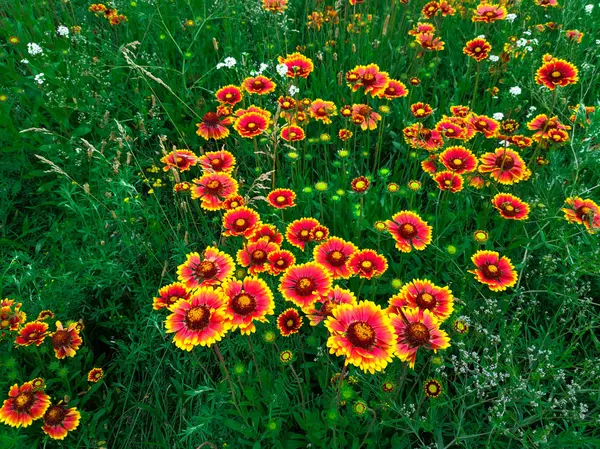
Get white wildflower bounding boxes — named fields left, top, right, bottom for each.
left=489, top=55, right=499, bottom=62
left=506, top=14, right=517, bottom=22
left=57, top=25, right=69, bottom=37
left=288, top=85, right=299, bottom=96
left=585, top=4, right=593, bottom=14
left=493, top=112, right=504, bottom=121
left=27, top=42, right=43, bottom=56
left=276, top=63, right=288, bottom=77
left=509, top=86, right=522, bottom=96
left=34, top=73, right=45, bottom=85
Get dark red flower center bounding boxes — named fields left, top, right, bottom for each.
left=52, top=330, right=71, bottom=347
left=203, top=112, right=220, bottom=126
left=195, top=260, right=218, bottom=279
left=360, top=260, right=374, bottom=272
left=496, top=155, right=514, bottom=170
left=326, top=250, right=346, bottom=267
left=44, top=405, right=67, bottom=426
left=294, top=277, right=315, bottom=296
left=210, top=158, right=223, bottom=169
left=500, top=202, right=518, bottom=216
left=186, top=305, right=210, bottom=330
left=252, top=80, right=265, bottom=89
left=406, top=322, right=430, bottom=347
left=205, top=179, right=222, bottom=193
left=14, top=392, right=35, bottom=412
left=231, top=293, right=256, bottom=315
left=399, top=223, right=418, bottom=239
left=232, top=218, right=249, bottom=232
left=416, top=292, right=437, bottom=310
left=251, top=249, right=267, bottom=264
left=346, top=321, right=376, bottom=349
left=481, top=263, right=501, bottom=280
left=298, top=229, right=312, bottom=241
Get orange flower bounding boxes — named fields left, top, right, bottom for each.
left=160, top=149, right=197, bottom=172
left=196, top=111, right=231, bottom=140
left=469, top=250, right=518, bottom=291
left=87, top=368, right=104, bottom=383
left=535, top=58, right=578, bottom=90
left=527, top=114, right=570, bottom=141
left=309, top=99, right=337, bottom=124
left=338, top=129, right=353, bottom=141
left=266, top=250, right=296, bottom=275
left=415, top=32, right=445, bottom=51
left=242, top=75, right=277, bottom=95
left=223, top=194, right=245, bottom=210
left=470, top=115, right=500, bottom=138
left=262, top=0, right=288, bottom=13
left=279, top=262, right=332, bottom=310
left=177, top=247, right=235, bottom=289
left=434, top=171, right=464, bottom=193
left=267, top=188, right=296, bottom=209
left=42, top=404, right=81, bottom=440
left=234, top=111, right=269, bottom=138
left=386, top=211, right=432, bottom=253
left=236, top=238, right=280, bottom=276
left=197, top=150, right=236, bottom=174
left=422, top=1, right=440, bottom=18
left=379, top=80, right=409, bottom=99
left=472, top=3, right=507, bottom=23
left=562, top=197, right=600, bottom=233
left=0, top=381, right=51, bottom=428
left=277, top=308, right=303, bottom=336
left=215, top=85, right=243, bottom=105
left=313, top=237, right=358, bottom=279
left=306, top=286, right=357, bottom=326
left=351, top=104, right=382, bottom=131
left=15, top=322, right=48, bottom=346
left=463, top=38, right=491, bottom=62
left=191, top=172, right=239, bottom=211
left=346, top=249, right=388, bottom=279
left=479, top=148, right=526, bottom=185
left=346, top=64, right=390, bottom=98
left=411, top=102, right=433, bottom=118
left=492, top=193, right=530, bottom=220
left=351, top=176, right=370, bottom=193
left=286, top=218, right=320, bottom=250
left=280, top=125, right=305, bottom=142
left=50, top=321, right=83, bottom=359
left=248, top=223, right=284, bottom=245
left=396, top=279, right=454, bottom=322
left=439, top=146, right=477, bottom=174
left=222, top=207, right=261, bottom=237
left=222, top=277, right=275, bottom=334
left=277, top=52, right=314, bottom=78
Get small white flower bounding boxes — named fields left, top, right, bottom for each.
left=489, top=55, right=499, bottom=62
left=20, top=59, right=29, bottom=64
left=223, top=57, right=236, bottom=68
left=477, top=34, right=486, bottom=39
left=509, top=86, right=522, bottom=96
left=34, top=73, right=45, bottom=85
left=276, top=63, right=288, bottom=77
left=27, top=42, right=43, bottom=56
left=529, top=106, right=537, bottom=111
left=516, top=38, right=527, bottom=48
left=258, top=62, right=269, bottom=73
left=523, top=30, right=532, bottom=36
left=57, top=25, right=69, bottom=37
left=216, top=63, right=225, bottom=69
left=493, top=112, right=504, bottom=121
left=596, top=40, right=600, bottom=45
left=506, top=13, right=517, bottom=22
left=585, top=4, right=593, bottom=14
left=288, top=85, right=299, bottom=96
left=526, top=46, right=533, bottom=52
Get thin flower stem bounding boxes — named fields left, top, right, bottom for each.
left=246, top=335, right=264, bottom=392
left=213, top=344, right=249, bottom=426
left=359, top=408, right=378, bottom=448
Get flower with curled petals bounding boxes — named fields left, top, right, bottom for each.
left=346, top=249, right=388, bottom=280
left=386, top=211, right=432, bottom=253
left=492, top=193, right=530, bottom=220
left=468, top=250, right=518, bottom=291
left=222, top=277, right=274, bottom=335
left=279, top=262, right=332, bottom=310
left=177, top=247, right=235, bottom=289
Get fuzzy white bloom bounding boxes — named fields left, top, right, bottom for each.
left=506, top=13, right=517, bottom=22
left=258, top=62, right=269, bottom=73
left=493, top=112, right=504, bottom=121
left=21, top=59, right=29, bottom=64
left=509, top=86, right=522, bottom=96
left=529, top=106, right=537, bottom=112
left=34, top=73, right=45, bottom=85
left=523, top=30, right=532, bottom=36
left=585, top=4, right=593, bottom=14
left=489, top=55, right=499, bottom=62
left=288, top=85, right=299, bottom=96
left=57, top=25, right=69, bottom=37
left=516, top=38, right=528, bottom=47
left=477, top=34, right=486, bottom=39
left=526, top=46, right=533, bottom=52
left=596, top=40, right=600, bottom=45
left=223, top=57, right=236, bottom=68
left=27, top=42, right=43, bottom=56
left=276, top=63, right=288, bottom=77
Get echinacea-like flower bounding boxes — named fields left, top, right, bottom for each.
left=434, top=171, right=464, bottom=193
left=248, top=223, right=283, bottom=245
left=325, top=301, right=397, bottom=374
left=491, top=193, right=530, bottom=220
left=196, top=111, right=231, bottom=140
left=535, top=0, right=558, bottom=8
left=87, top=368, right=104, bottom=383
left=411, top=102, right=433, bottom=118
left=165, top=287, right=231, bottom=350
left=535, top=58, right=579, bottom=90
left=280, top=125, right=306, bottom=142
left=51, top=321, right=83, bottom=359
left=267, top=188, right=296, bottom=209
left=470, top=115, right=500, bottom=138
left=277, top=52, right=314, bottom=78
left=37, top=310, right=54, bottom=321
left=386, top=211, right=432, bottom=253
left=234, top=111, right=269, bottom=138
left=346, top=64, right=390, bottom=98
left=414, top=32, right=445, bottom=51
left=42, top=403, right=80, bottom=440
left=391, top=307, right=450, bottom=369
left=309, top=99, right=337, bottom=124
left=242, top=75, right=277, bottom=95
left=439, top=146, right=477, bottom=174
left=215, top=85, right=243, bottom=105
left=562, top=197, right=600, bottom=233
left=191, top=172, right=239, bottom=211
left=424, top=379, right=443, bottom=398
left=396, top=279, right=454, bottom=322
left=469, top=250, right=518, bottom=291
left=15, top=321, right=48, bottom=346
left=422, top=1, right=440, bottom=18
left=527, top=114, right=571, bottom=141
left=0, top=381, right=51, bottom=428
left=286, top=218, right=320, bottom=250
left=197, top=150, right=236, bottom=174
left=222, top=207, right=261, bottom=237
left=379, top=80, right=409, bottom=99
left=313, top=237, right=358, bottom=279
left=463, top=38, right=492, bottom=62
left=266, top=249, right=296, bottom=275
left=222, top=277, right=274, bottom=334
left=1, top=300, right=26, bottom=332
left=262, top=0, right=288, bottom=13
left=479, top=148, right=526, bottom=185
left=346, top=249, right=388, bottom=279
left=277, top=308, right=303, bottom=336
left=279, top=262, right=332, bottom=310
left=351, top=104, right=382, bottom=131
left=306, top=286, right=357, bottom=326
left=236, top=238, right=280, bottom=275
left=223, top=194, right=245, bottom=210
left=472, top=3, right=507, bottom=23
left=177, top=247, right=235, bottom=289
left=351, top=176, right=370, bottom=193
left=160, top=150, right=197, bottom=172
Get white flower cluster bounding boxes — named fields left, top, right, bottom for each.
left=276, top=63, right=288, bottom=77
left=27, top=42, right=43, bottom=56
left=585, top=4, right=594, bottom=14
left=493, top=112, right=504, bottom=121
left=57, top=25, right=69, bottom=37
left=216, top=57, right=237, bottom=70
left=509, top=86, right=522, bottom=96
left=288, top=85, right=299, bottom=96
left=34, top=73, right=45, bottom=85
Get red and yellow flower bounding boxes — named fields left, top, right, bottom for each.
left=196, top=111, right=231, bottom=140
left=308, top=99, right=337, bottom=124
left=325, top=301, right=396, bottom=374
left=396, top=279, right=454, bottom=322
left=286, top=218, right=320, bottom=250
left=50, top=321, right=83, bottom=359
left=411, top=102, right=433, bottom=118
left=463, top=38, right=491, bottom=62
left=242, top=75, right=277, bottom=95
left=306, top=286, right=357, bottom=326
left=379, top=80, right=409, bottom=99
left=160, top=150, right=197, bottom=172
left=347, top=249, right=388, bottom=280
left=562, top=197, right=600, bottom=233
left=42, top=403, right=80, bottom=440
left=479, top=148, right=526, bottom=185
left=248, top=223, right=283, bottom=245
left=339, top=129, right=353, bottom=141
left=277, top=52, right=314, bottom=78
left=351, top=104, right=382, bottom=131
left=346, top=64, right=389, bottom=97
left=267, top=188, right=296, bottom=209
left=280, top=125, right=305, bottom=142
left=266, top=250, right=296, bottom=275
left=535, top=58, right=578, bottom=90
left=87, top=368, right=104, bottom=383
left=386, top=211, right=432, bottom=253
left=222, top=207, right=261, bottom=237
left=527, top=114, right=571, bottom=141
left=434, top=171, right=464, bottom=193
left=439, top=146, right=477, bottom=174
left=472, top=3, right=507, bottom=23
left=391, top=307, right=450, bottom=369
left=165, top=287, right=231, bottom=350
left=234, top=111, right=269, bottom=138
left=313, top=237, right=358, bottom=279
left=279, top=262, right=332, bottom=310
left=0, top=381, right=51, bottom=428
left=492, top=193, right=530, bottom=220
left=223, top=194, right=245, bottom=210
left=1, top=299, right=26, bottom=333
left=470, top=115, right=500, bottom=138
left=177, top=247, right=235, bottom=289
left=15, top=322, right=48, bottom=346
left=197, top=150, right=236, bottom=174
left=469, top=250, right=518, bottom=291
left=216, top=85, right=243, bottom=105
left=351, top=176, right=370, bottom=193
left=191, top=172, right=239, bottom=210
left=277, top=308, right=303, bottom=336
left=237, top=238, right=280, bottom=276
left=222, top=277, right=274, bottom=334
